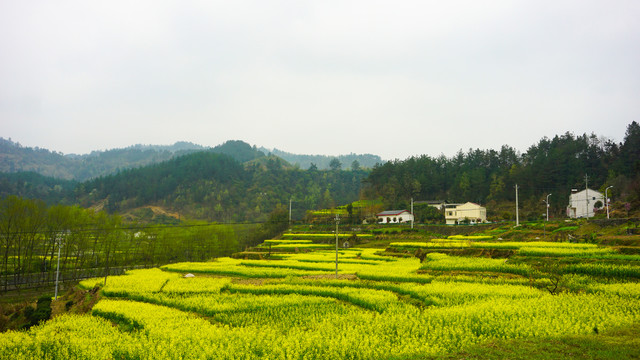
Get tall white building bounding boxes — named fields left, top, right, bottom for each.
left=566, top=188, right=604, bottom=218
left=444, top=202, right=487, bottom=225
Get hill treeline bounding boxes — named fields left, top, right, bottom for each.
left=363, top=122, right=640, bottom=220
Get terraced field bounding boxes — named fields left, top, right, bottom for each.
left=1, top=235, right=639, bottom=359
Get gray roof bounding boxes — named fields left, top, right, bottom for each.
left=414, top=200, right=446, bottom=205
left=376, top=210, right=410, bottom=216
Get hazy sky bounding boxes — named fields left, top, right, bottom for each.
left=1, top=1, right=639, bottom=160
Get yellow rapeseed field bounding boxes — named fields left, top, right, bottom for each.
left=1, top=246, right=639, bottom=359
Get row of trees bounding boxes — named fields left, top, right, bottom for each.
left=364, top=122, right=640, bottom=220
left=0, top=196, right=278, bottom=292
left=0, top=196, right=120, bottom=291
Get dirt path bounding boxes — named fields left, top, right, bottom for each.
left=146, top=206, right=180, bottom=219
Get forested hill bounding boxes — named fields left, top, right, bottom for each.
left=259, top=147, right=382, bottom=170
left=0, top=138, right=377, bottom=180
left=0, top=138, right=206, bottom=181
left=75, top=150, right=368, bottom=223
left=363, top=122, right=640, bottom=220
left=0, top=139, right=269, bottom=181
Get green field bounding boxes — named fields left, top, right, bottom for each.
left=1, top=236, right=639, bottom=359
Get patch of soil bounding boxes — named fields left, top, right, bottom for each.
left=147, top=206, right=180, bottom=219
left=51, top=285, right=101, bottom=317
left=232, top=278, right=268, bottom=286
left=302, top=274, right=358, bottom=280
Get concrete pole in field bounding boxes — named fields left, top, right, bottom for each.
left=54, top=233, right=63, bottom=301
left=335, top=214, right=340, bottom=279
left=585, top=174, right=590, bottom=217
left=411, top=197, right=414, bottom=229
left=515, top=184, right=519, bottom=226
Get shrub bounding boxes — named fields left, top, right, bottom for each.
left=24, top=295, right=52, bottom=329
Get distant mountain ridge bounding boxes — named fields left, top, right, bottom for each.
left=106, top=141, right=207, bottom=155
left=259, top=147, right=382, bottom=170
left=0, top=138, right=205, bottom=181
left=0, top=138, right=380, bottom=181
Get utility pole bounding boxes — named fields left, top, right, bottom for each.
left=335, top=214, right=340, bottom=279
left=515, top=184, right=519, bottom=226
left=411, top=197, right=414, bottom=229
left=585, top=174, right=590, bottom=218
left=289, top=197, right=292, bottom=226
left=606, top=186, right=613, bottom=219
left=54, top=232, right=63, bottom=301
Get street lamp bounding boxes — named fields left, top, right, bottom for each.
left=545, top=194, right=552, bottom=222
left=605, top=186, right=613, bottom=219
left=289, top=197, right=293, bottom=226
left=543, top=194, right=551, bottom=240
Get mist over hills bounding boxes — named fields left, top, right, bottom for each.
left=259, top=147, right=382, bottom=170
left=0, top=138, right=204, bottom=181
left=0, top=138, right=380, bottom=181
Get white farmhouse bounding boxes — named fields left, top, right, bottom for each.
left=566, top=188, right=604, bottom=218
left=444, top=202, right=487, bottom=225
left=376, top=210, right=414, bottom=224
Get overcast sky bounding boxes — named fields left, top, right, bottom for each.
left=1, top=1, right=639, bottom=160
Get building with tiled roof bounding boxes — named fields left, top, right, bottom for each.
left=375, top=210, right=414, bottom=224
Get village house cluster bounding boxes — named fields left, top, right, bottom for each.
left=375, top=202, right=487, bottom=225
left=375, top=186, right=611, bottom=225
